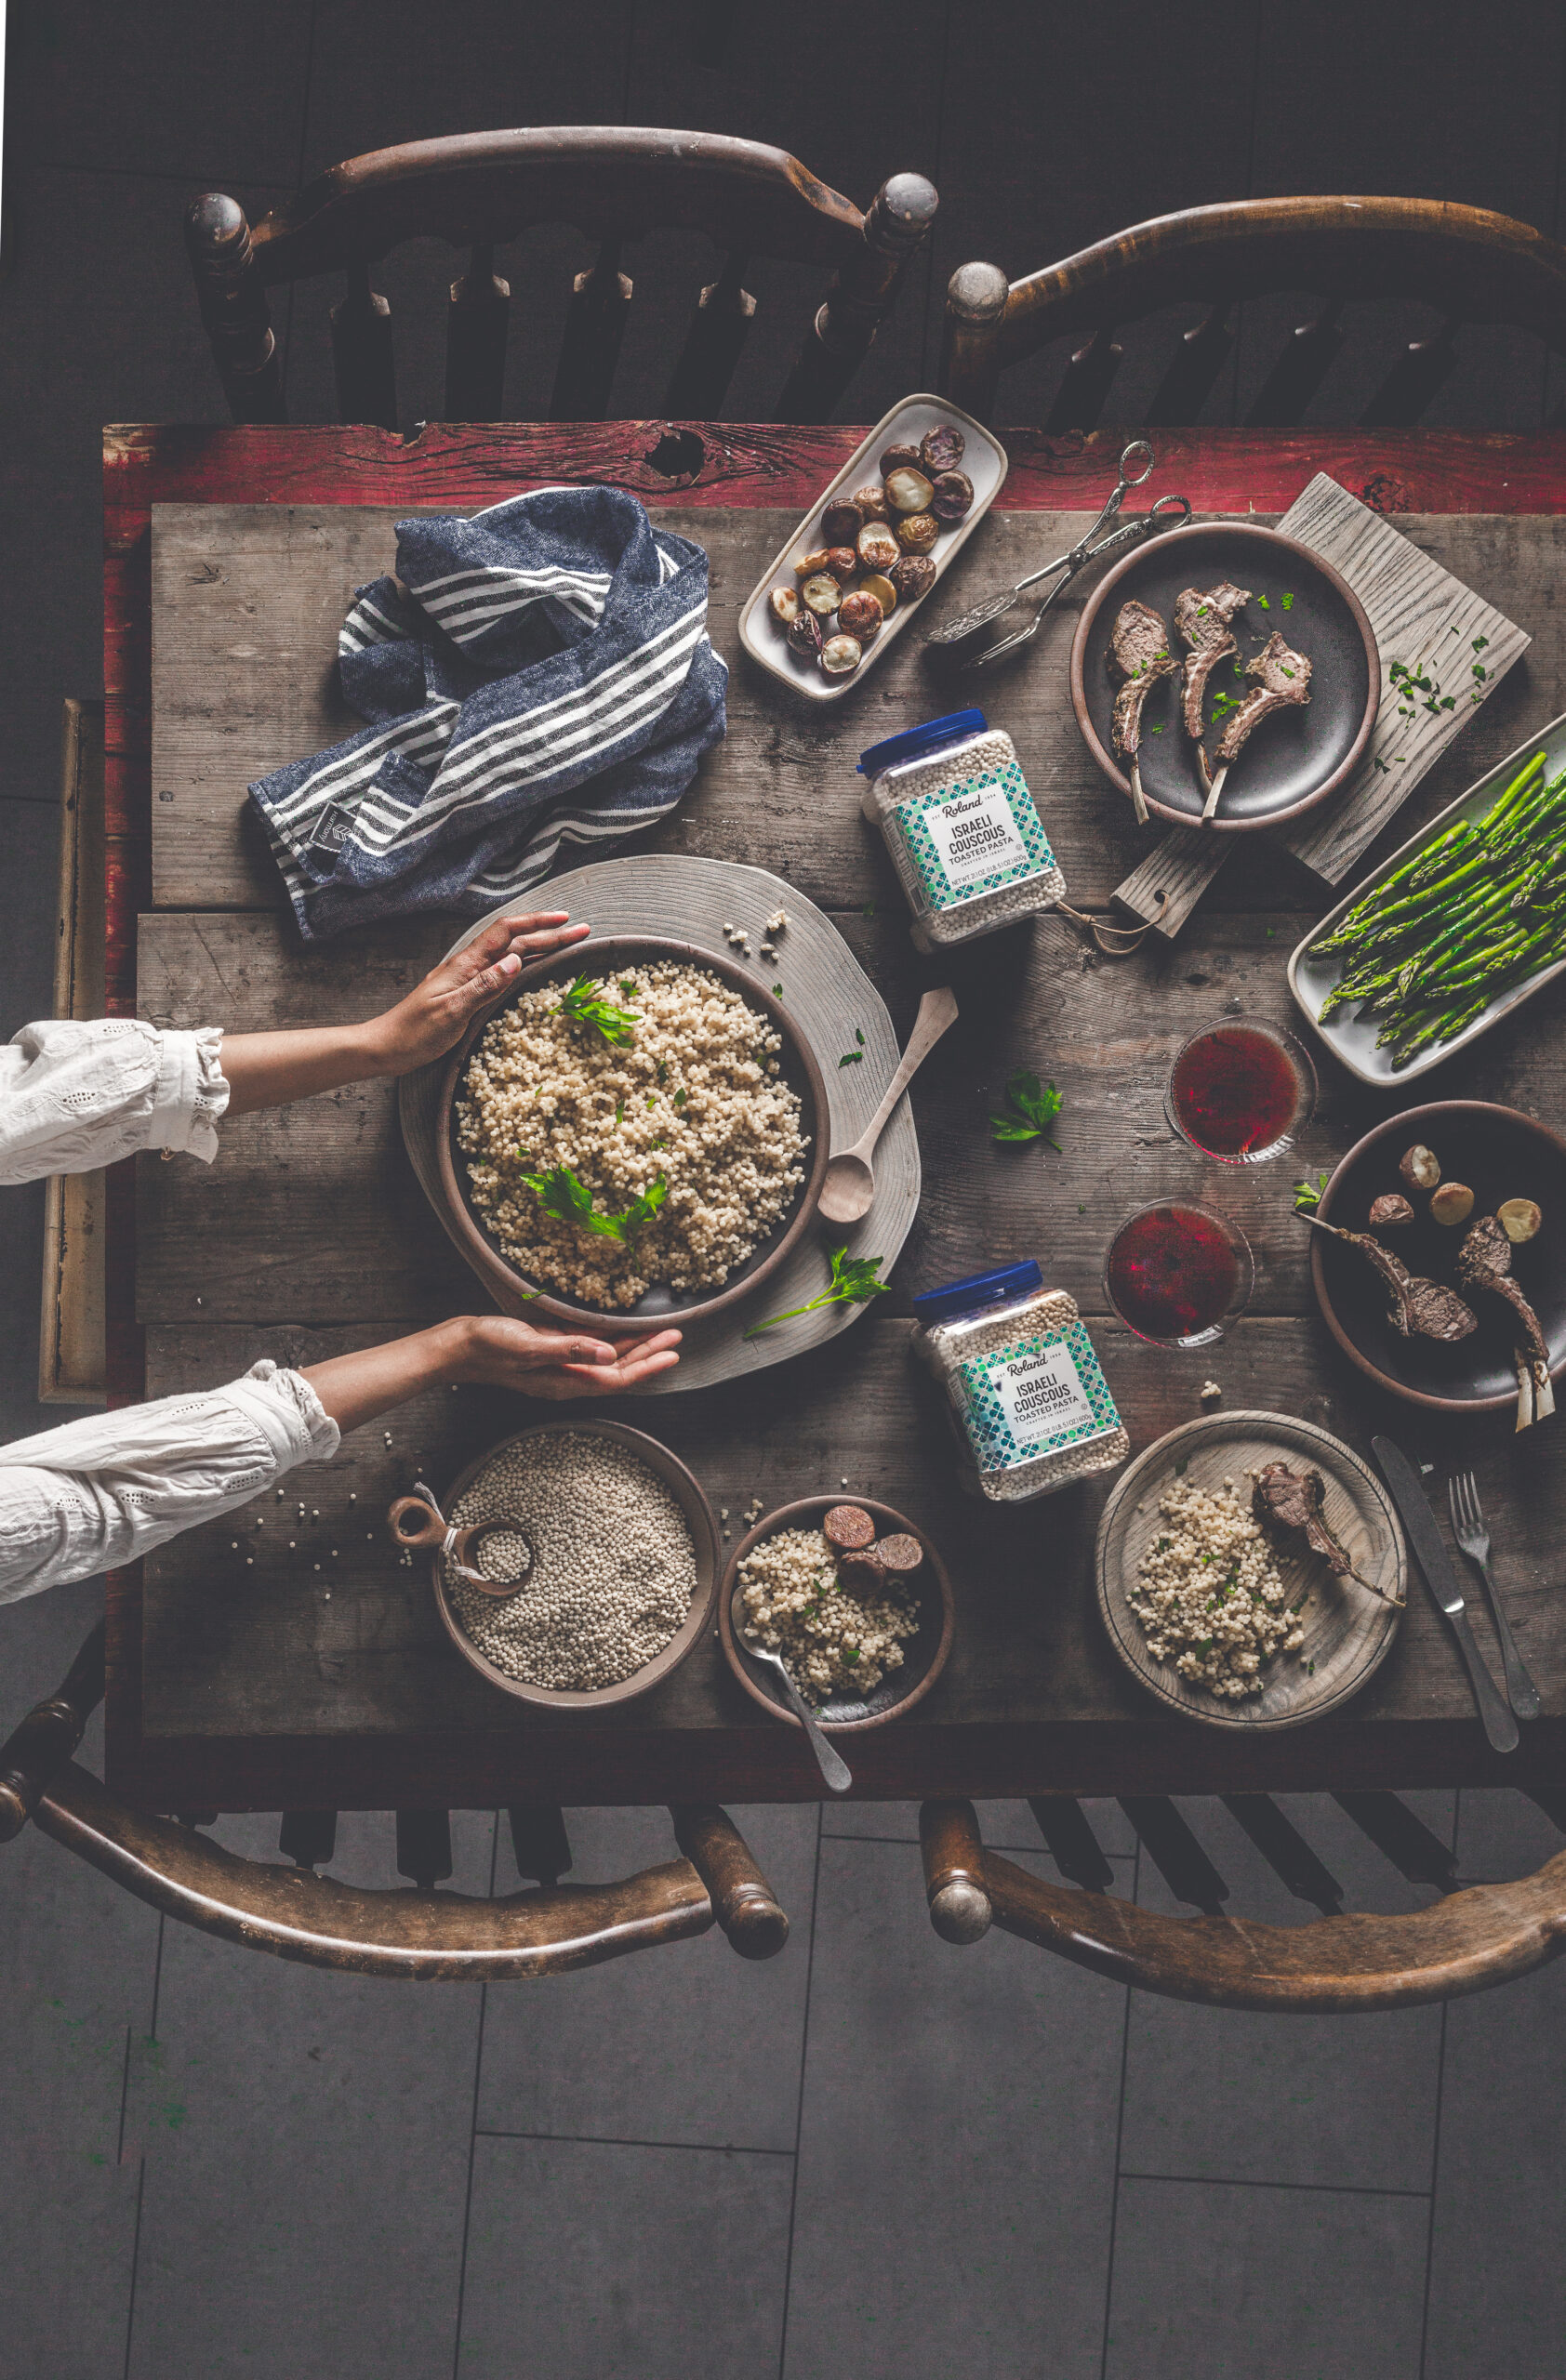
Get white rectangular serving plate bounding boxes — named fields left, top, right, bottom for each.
left=1288, top=707, right=1566, bottom=1086
left=737, top=392, right=1008, bottom=704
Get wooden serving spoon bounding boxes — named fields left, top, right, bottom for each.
left=387, top=1488, right=533, bottom=1597
left=818, top=985, right=959, bottom=1224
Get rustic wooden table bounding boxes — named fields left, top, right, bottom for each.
left=102, top=421, right=1566, bottom=1812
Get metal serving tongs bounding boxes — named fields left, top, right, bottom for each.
left=387, top=1481, right=533, bottom=1598
left=927, top=439, right=1191, bottom=669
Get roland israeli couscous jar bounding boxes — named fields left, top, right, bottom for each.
left=857, top=709, right=1066, bottom=952
left=912, top=1262, right=1129, bottom=1503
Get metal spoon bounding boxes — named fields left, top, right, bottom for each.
left=735, top=1620, right=853, bottom=1792
left=818, top=985, right=959, bottom=1224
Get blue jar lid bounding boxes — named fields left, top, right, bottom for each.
left=912, top=1260, right=1042, bottom=1327
left=856, top=708, right=988, bottom=778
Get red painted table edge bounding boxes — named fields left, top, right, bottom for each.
left=101, top=422, right=1566, bottom=1810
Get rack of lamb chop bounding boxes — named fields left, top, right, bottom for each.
left=1299, top=1213, right=1478, bottom=1342
left=1108, top=599, right=1178, bottom=824
left=1173, top=582, right=1250, bottom=805
left=1252, top=1461, right=1402, bottom=1604
left=1456, top=1212, right=1556, bottom=1431
left=1202, top=630, right=1313, bottom=820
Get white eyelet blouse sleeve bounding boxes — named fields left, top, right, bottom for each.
left=0, top=1017, right=231, bottom=1184
left=0, top=1362, right=340, bottom=1606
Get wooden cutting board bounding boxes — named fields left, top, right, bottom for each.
left=1112, top=473, right=1531, bottom=940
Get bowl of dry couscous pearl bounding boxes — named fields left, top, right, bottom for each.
left=720, top=1496, right=954, bottom=1733
left=434, top=934, right=829, bottom=1332
left=395, top=1417, right=723, bottom=1711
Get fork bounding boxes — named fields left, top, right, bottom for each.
left=1447, top=1470, right=1542, bottom=1720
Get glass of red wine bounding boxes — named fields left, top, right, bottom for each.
left=1104, top=1201, right=1254, bottom=1348
left=1165, top=1019, right=1317, bottom=1166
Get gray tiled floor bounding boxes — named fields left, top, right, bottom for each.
left=5, top=9, right=1566, bottom=2376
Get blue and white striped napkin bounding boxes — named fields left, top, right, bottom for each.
left=248, top=485, right=727, bottom=941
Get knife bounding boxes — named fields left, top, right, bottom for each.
left=1373, top=1435, right=1520, bottom=1754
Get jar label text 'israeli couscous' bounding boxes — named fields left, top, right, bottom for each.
left=888, top=760, right=1058, bottom=915
left=954, top=1325, right=1122, bottom=1472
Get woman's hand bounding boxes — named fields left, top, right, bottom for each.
left=454, top=1316, right=683, bottom=1399
left=222, top=913, right=590, bottom=1117
left=302, top=1315, right=680, bottom=1433
left=362, top=911, right=591, bottom=1077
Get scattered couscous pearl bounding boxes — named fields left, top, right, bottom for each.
left=288, top=1540, right=296, bottom=1549
left=348, top=1493, right=356, bottom=1502
left=313, top=1563, right=321, bottom=1571
left=231, top=1540, right=239, bottom=1550
left=445, top=1431, right=696, bottom=1690
left=365, top=1532, right=373, bottom=1541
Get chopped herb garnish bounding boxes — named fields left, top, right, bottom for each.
left=1293, top=1170, right=1331, bottom=1213
left=673, top=1089, right=687, bottom=1108
left=518, top=1163, right=668, bottom=1245
left=657, top=1061, right=669, bottom=1084
left=744, top=1245, right=892, bottom=1338
left=1281, top=592, right=1294, bottom=610
left=989, top=1068, right=1064, bottom=1149
left=619, top=977, right=636, bottom=996
left=614, top=1099, right=624, bottom=1125
left=556, top=973, right=640, bottom=1046
left=1473, top=634, right=1489, bottom=651
left=773, top=983, right=783, bottom=997
left=856, top=1027, right=865, bottom=1047
left=1256, top=592, right=1270, bottom=610
left=838, top=1050, right=864, bottom=1068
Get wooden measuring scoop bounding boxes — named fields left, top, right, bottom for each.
left=387, top=1486, right=533, bottom=1597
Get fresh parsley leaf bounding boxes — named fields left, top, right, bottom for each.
left=618, top=977, right=636, bottom=995
left=989, top=1067, right=1064, bottom=1149
left=856, top=1027, right=865, bottom=1047
left=614, top=1099, right=624, bottom=1125
left=744, top=1245, right=892, bottom=1337
left=556, top=973, right=640, bottom=1046
left=1473, top=634, right=1489, bottom=651
left=773, top=983, right=784, bottom=997
left=519, top=1163, right=668, bottom=1245
left=673, top=1089, right=687, bottom=1108
left=1256, top=592, right=1270, bottom=610
left=1293, top=1170, right=1331, bottom=1214
left=1281, top=591, right=1294, bottom=610
left=838, top=1051, right=864, bottom=1068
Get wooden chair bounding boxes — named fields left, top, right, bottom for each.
left=0, top=1624, right=789, bottom=1977
left=939, top=196, right=1566, bottom=432
left=185, top=126, right=937, bottom=430
left=920, top=1794, right=1566, bottom=2013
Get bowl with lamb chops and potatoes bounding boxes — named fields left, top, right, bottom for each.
left=1069, top=521, right=1379, bottom=830
left=1307, top=1100, right=1566, bottom=1421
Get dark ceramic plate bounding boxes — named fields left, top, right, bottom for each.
left=1069, top=521, right=1380, bottom=830
left=1312, top=1102, right=1566, bottom=1412
left=720, top=1497, right=955, bottom=1733
left=434, top=935, right=829, bottom=1334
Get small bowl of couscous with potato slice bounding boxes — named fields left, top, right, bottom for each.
left=720, top=1495, right=954, bottom=1733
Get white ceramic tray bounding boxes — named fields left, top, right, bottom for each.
left=737, top=392, right=1007, bottom=704
left=1288, top=707, right=1566, bottom=1086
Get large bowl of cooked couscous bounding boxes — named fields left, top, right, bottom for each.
left=435, top=935, right=829, bottom=1331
